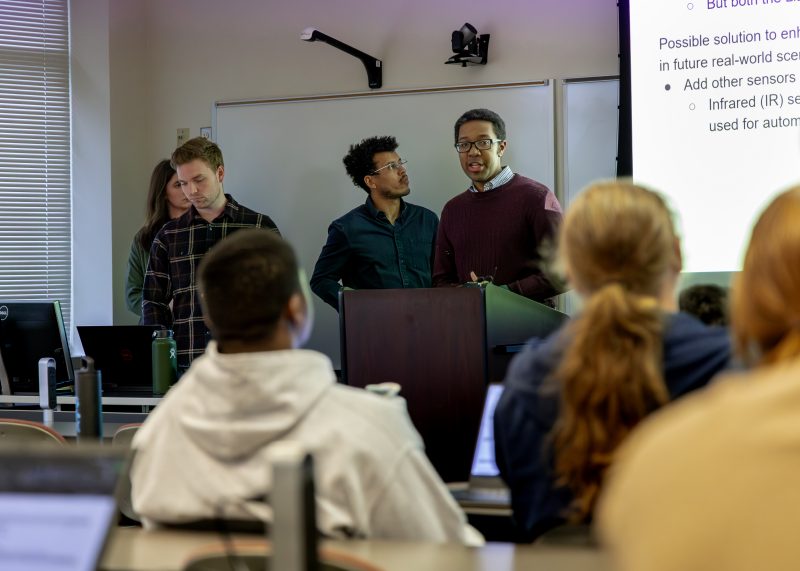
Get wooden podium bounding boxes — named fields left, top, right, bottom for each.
left=339, top=285, right=568, bottom=483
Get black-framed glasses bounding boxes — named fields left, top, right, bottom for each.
left=370, top=158, right=408, bottom=175
left=454, top=139, right=502, bottom=153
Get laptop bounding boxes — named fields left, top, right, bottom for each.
left=0, top=444, right=127, bottom=571
left=450, top=383, right=510, bottom=508
left=77, top=325, right=160, bottom=395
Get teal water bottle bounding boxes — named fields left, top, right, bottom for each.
left=152, top=329, right=177, bottom=396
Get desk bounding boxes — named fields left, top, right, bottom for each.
left=0, top=394, right=162, bottom=407
left=0, top=395, right=159, bottom=437
left=102, top=527, right=614, bottom=571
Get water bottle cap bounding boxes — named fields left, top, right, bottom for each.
left=153, top=329, right=174, bottom=339
left=79, top=356, right=96, bottom=372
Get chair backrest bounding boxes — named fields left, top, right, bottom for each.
left=111, top=423, right=142, bottom=448
left=111, top=423, right=142, bottom=524
left=182, top=540, right=384, bottom=571
left=0, top=418, right=66, bottom=445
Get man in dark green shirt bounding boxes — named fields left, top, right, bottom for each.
left=310, top=136, right=439, bottom=311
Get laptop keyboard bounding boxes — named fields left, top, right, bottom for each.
left=451, top=487, right=510, bottom=504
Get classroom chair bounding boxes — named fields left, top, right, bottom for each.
left=112, top=423, right=143, bottom=524
left=0, top=418, right=67, bottom=445
left=112, top=422, right=142, bottom=447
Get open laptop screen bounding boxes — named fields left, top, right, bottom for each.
left=470, top=384, right=505, bottom=478
left=77, top=325, right=159, bottom=393
left=0, top=446, right=126, bottom=571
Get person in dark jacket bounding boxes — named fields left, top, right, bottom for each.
left=493, top=180, right=731, bottom=542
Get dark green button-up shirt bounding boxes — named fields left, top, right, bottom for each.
left=310, top=197, right=439, bottom=311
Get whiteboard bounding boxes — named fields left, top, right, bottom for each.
left=214, top=82, right=555, bottom=367
left=559, top=77, right=620, bottom=315
left=562, top=77, right=619, bottom=206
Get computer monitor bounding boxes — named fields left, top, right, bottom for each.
left=0, top=301, right=74, bottom=395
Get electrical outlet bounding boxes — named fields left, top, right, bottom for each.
left=176, top=128, right=190, bottom=147
left=200, top=126, right=212, bottom=139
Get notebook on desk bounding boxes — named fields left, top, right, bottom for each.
left=77, top=325, right=159, bottom=396
left=450, top=383, right=511, bottom=508
left=0, top=444, right=127, bottom=571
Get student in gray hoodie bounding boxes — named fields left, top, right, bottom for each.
left=131, top=228, right=482, bottom=545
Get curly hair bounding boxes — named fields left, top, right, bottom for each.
left=342, top=136, right=398, bottom=193
left=679, top=284, right=729, bottom=326
left=551, top=180, right=679, bottom=522
left=454, top=108, right=506, bottom=142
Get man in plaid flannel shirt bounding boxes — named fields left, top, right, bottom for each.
left=142, top=137, right=280, bottom=369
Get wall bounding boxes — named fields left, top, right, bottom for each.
left=71, top=0, right=113, bottom=343
left=109, top=0, right=150, bottom=325
left=103, top=0, right=619, bottom=325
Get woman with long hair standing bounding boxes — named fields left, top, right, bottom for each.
left=493, top=180, right=730, bottom=541
left=125, top=160, right=189, bottom=320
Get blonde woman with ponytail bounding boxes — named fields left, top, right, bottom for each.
left=494, top=181, right=731, bottom=541
left=598, top=186, right=800, bottom=571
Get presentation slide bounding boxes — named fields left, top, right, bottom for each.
left=629, top=1, right=800, bottom=272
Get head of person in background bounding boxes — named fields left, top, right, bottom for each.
left=453, top=108, right=507, bottom=192
left=678, top=284, right=729, bottom=327
left=171, top=137, right=226, bottom=215
left=732, top=186, right=800, bottom=366
left=125, top=159, right=190, bottom=318
left=343, top=135, right=409, bottom=214
left=199, top=228, right=312, bottom=353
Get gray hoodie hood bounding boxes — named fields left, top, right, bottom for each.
left=176, top=343, right=334, bottom=460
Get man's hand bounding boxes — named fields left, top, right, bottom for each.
left=465, top=271, right=494, bottom=288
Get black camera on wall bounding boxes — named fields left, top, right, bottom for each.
left=446, top=23, right=490, bottom=66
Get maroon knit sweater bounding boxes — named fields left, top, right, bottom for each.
left=432, top=174, right=563, bottom=301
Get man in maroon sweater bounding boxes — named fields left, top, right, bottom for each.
left=432, top=108, right=564, bottom=303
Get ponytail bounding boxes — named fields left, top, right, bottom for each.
left=552, top=282, right=668, bottom=521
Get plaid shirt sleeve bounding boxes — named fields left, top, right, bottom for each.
left=256, top=214, right=280, bottom=236
left=141, top=231, right=173, bottom=328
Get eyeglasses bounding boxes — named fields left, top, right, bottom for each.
left=370, top=158, right=408, bottom=175
left=454, top=139, right=502, bottom=153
